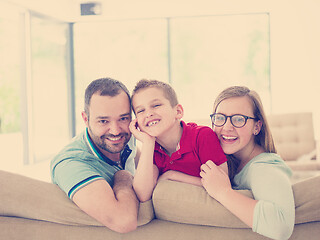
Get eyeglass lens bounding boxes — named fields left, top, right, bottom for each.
left=213, top=114, right=246, bottom=128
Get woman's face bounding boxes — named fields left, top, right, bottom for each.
left=213, top=96, right=261, bottom=160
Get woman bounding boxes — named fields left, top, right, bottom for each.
left=200, top=86, right=295, bottom=240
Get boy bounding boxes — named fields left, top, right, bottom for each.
left=129, top=79, right=228, bottom=202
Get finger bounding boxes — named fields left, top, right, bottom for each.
left=129, top=119, right=135, bottom=128
left=200, top=178, right=205, bottom=186
left=200, top=164, right=211, bottom=173
left=129, top=119, right=138, bottom=131
left=205, top=160, right=218, bottom=169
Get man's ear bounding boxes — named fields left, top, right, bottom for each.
left=175, top=104, right=184, bottom=119
left=81, top=111, right=89, bottom=127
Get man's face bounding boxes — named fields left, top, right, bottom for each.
left=82, top=91, right=131, bottom=160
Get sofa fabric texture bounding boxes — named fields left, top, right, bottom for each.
left=153, top=177, right=320, bottom=226
left=0, top=170, right=319, bottom=239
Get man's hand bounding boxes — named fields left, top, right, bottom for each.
left=72, top=170, right=139, bottom=233
left=113, top=170, right=138, bottom=202
left=113, top=169, right=134, bottom=189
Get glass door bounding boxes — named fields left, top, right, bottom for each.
left=27, top=14, right=70, bottom=163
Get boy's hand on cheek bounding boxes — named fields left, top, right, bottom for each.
left=129, top=119, right=155, bottom=144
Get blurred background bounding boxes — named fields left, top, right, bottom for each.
left=0, top=0, right=319, bottom=181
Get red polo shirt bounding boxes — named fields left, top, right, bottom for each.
left=154, top=121, right=227, bottom=177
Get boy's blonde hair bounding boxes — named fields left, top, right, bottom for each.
left=132, top=79, right=179, bottom=108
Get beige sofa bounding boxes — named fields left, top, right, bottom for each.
left=0, top=169, right=320, bottom=240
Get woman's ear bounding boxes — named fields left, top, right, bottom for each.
left=254, top=120, right=262, bottom=135
left=175, top=104, right=184, bottom=119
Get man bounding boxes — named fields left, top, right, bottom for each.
left=51, top=77, right=139, bottom=233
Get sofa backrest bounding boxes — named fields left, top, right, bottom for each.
left=187, top=112, right=316, bottom=161
left=268, top=112, right=316, bottom=161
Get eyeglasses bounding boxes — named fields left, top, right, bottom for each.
left=210, top=113, right=257, bottom=128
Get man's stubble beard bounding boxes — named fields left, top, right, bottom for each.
left=88, top=125, right=130, bottom=154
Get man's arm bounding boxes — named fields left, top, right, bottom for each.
left=72, top=170, right=139, bottom=233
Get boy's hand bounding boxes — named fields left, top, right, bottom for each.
left=129, top=119, right=155, bottom=143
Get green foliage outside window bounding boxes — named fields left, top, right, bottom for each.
left=0, top=16, right=21, bottom=133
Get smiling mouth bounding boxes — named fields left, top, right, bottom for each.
left=102, top=134, right=126, bottom=143
left=106, top=136, right=122, bottom=141
left=222, top=135, right=238, bottom=141
left=147, top=120, right=159, bottom=127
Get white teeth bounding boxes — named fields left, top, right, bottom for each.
left=222, top=135, right=237, bottom=140
left=107, top=136, right=121, bottom=141
left=147, top=120, right=159, bottom=127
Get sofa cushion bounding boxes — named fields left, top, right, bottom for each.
left=268, top=112, right=316, bottom=161
left=152, top=175, right=320, bottom=227
left=293, top=175, right=320, bottom=224
left=0, top=170, right=154, bottom=227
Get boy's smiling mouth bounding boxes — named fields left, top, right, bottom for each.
left=147, top=120, right=160, bottom=127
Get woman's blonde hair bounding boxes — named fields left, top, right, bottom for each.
left=213, top=86, right=276, bottom=184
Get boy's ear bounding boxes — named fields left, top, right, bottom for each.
left=175, top=104, right=184, bottom=119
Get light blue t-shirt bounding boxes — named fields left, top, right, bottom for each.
left=233, top=153, right=295, bottom=240
left=50, top=129, right=136, bottom=199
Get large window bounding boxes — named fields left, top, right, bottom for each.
left=0, top=8, right=271, bottom=168
left=0, top=4, right=71, bottom=166
left=74, top=19, right=168, bottom=133
left=74, top=13, right=270, bottom=130
left=0, top=3, right=21, bottom=134
left=170, top=14, right=270, bottom=121
left=28, top=14, right=70, bottom=162
left=0, top=2, right=22, bottom=170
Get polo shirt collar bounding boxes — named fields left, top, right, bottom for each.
left=85, top=128, right=132, bottom=167
left=154, top=120, right=193, bottom=155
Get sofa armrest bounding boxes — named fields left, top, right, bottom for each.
left=0, top=170, right=154, bottom=227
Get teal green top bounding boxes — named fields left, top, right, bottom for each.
left=234, top=153, right=295, bottom=240
left=50, top=129, right=136, bottom=199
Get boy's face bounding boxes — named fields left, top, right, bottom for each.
left=132, top=87, right=183, bottom=138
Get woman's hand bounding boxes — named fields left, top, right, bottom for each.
left=200, top=160, right=232, bottom=202
left=129, top=119, right=155, bottom=144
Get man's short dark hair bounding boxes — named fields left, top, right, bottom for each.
left=84, top=77, right=130, bottom=115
